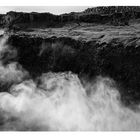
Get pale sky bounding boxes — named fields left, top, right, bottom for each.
left=0, top=6, right=90, bottom=15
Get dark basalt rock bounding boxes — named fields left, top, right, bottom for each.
left=2, top=6, right=140, bottom=29
left=1, top=6, right=140, bottom=106
left=5, top=34, right=140, bottom=106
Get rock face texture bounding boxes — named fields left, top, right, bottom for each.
left=1, top=6, right=140, bottom=29
left=6, top=32, right=140, bottom=106
left=1, top=6, right=140, bottom=107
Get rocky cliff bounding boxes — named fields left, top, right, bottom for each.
left=4, top=24, right=140, bottom=107
left=1, top=6, right=140, bottom=30
left=1, top=6, right=140, bottom=107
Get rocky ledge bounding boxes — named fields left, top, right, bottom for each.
left=0, top=6, right=140, bottom=107
left=1, top=22, right=139, bottom=107
left=1, top=6, right=140, bottom=30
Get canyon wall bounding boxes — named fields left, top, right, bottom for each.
left=1, top=6, right=140, bottom=29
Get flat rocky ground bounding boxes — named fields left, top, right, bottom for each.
left=11, top=22, right=140, bottom=44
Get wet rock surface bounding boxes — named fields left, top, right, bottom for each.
left=1, top=6, right=140, bottom=107
left=4, top=27, right=140, bottom=107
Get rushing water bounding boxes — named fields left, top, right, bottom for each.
left=0, top=34, right=140, bottom=131
left=0, top=29, right=4, bottom=36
